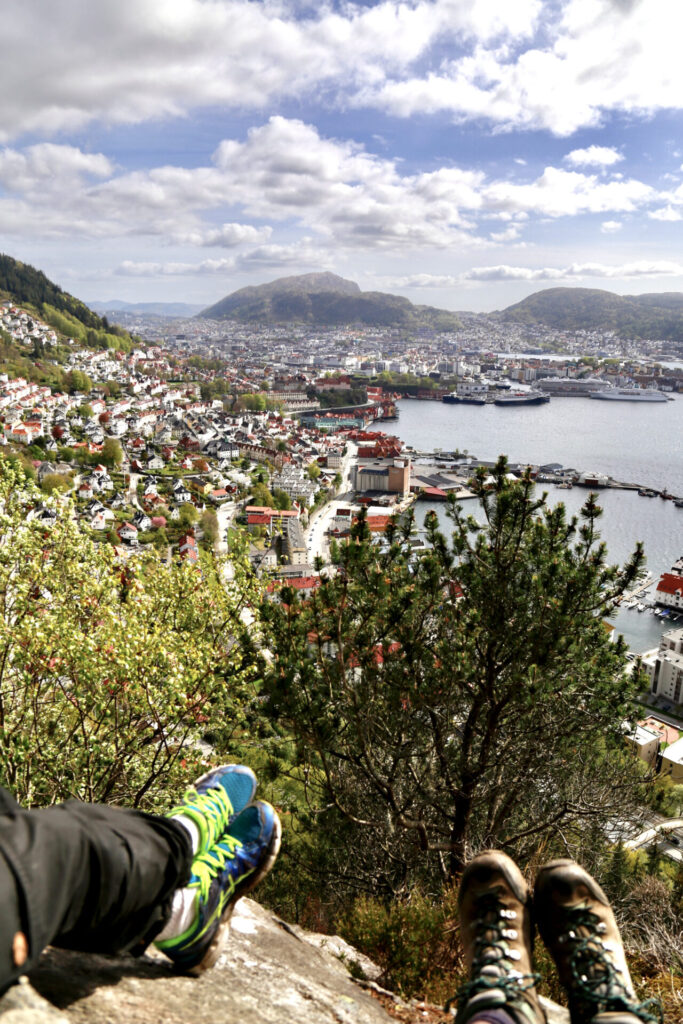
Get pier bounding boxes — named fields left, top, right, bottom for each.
left=405, top=450, right=683, bottom=504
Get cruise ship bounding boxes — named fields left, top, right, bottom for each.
left=536, top=376, right=610, bottom=397
left=588, top=385, right=669, bottom=403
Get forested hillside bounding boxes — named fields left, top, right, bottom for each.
left=201, top=271, right=461, bottom=329
left=500, top=286, right=683, bottom=343
left=0, top=253, right=135, bottom=351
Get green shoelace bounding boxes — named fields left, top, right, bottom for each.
left=171, top=784, right=235, bottom=849
left=446, top=892, right=540, bottom=1016
left=558, top=905, right=662, bottom=1024
left=191, top=833, right=243, bottom=903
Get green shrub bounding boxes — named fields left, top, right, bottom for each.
left=338, top=888, right=462, bottom=1000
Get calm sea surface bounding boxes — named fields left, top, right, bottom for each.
left=392, top=397, right=683, bottom=653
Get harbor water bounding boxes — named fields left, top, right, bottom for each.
left=392, top=397, right=683, bottom=653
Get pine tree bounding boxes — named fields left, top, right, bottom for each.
left=604, top=841, right=629, bottom=903
left=263, top=458, right=645, bottom=896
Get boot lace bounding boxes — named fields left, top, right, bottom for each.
left=446, top=891, right=539, bottom=1015
left=558, top=904, right=662, bottom=1024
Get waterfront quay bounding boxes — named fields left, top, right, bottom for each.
left=407, top=449, right=683, bottom=504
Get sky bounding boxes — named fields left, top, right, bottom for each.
left=2, top=0, right=683, bottom=313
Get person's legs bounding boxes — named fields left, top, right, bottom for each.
left=0, top=763, right=266, bottom=994
left=0, top=789, right=192, bottom=994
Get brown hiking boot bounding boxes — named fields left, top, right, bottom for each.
left=450, top=850, right=546, bottom=1024
left=534, top=859, right=662, bottom=1024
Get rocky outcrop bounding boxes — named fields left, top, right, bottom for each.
left=0, top=899, right=569, bottom=1024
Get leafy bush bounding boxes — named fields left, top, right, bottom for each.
left=0, top=460, right=264, bottom=810
left=338, top=888, right=462, bottom=1000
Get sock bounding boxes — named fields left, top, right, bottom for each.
left=467, top=1012, right=517, bottom=1024
left=155, top=887, right=198, bottom=942
left=170, top=814, right=201, bottom=855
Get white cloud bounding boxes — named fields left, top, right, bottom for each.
left=0, top=144, right=113, bottom=193
left=0, top=1, right=680, bottom=147
left=377, top=273, right=463, bottom=288
left=649, top=205, right=683, bottom=222
left=463, top=260, right=683, bottom=282
left=116, top=258, right=236, bottom=276
left=363, top=0, right=683, bottom=135
left=489, top=226, right=521, bottom=242
left=565, top=146, right=623, bottom=168
left=600, top=220, right=622, bottom=233
left=0, top=121, right=666, bottom=264
left=175, top=224, right=272, bottom=247
left=0, top=0, right=543, bottom=141
left=482, top=167, right=653, bottom=218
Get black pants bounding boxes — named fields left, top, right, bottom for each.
left=0, top=787, right=192, bottom=994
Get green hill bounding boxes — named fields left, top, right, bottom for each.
left=200, top=272, right=461, bottom=329
left=499, top=286, right=683, bottom=343
left=0, top=253, right=134, bottom=352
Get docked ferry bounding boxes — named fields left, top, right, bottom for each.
left=494, top=390, right=550, bottom=406
left=443, top=381, right=489, bottom=405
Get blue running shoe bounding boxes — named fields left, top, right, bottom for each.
left=156, top=800, right=281, bottom=974
left=166, top=764, right=257, bottom=855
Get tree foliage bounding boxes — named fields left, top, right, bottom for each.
left=0, top=460, right=263, bottom=811
left=263, top=458, right=646, bottom=899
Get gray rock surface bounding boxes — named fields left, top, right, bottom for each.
left=0, top=899, right=570, bottom=1024
left=3, top=900, right=393, bottom=1024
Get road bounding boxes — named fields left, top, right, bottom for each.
left=215, top=500, right=237, bottom=555
left=305, top=442, right=357, bottom=564
left=624, top=816, right=683, bottom=855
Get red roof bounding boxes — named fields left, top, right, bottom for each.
left=245, top=505, right=298, bottom=517
left=640, top=717, right=679, bottom=745
left=366, top=515, right=392, bottom=532
left=657, top=573, right=683, bottom=595
left=267, top=576, right=320, bottom=593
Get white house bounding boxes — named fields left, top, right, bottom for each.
left=649, top=627, right=683, bottom=706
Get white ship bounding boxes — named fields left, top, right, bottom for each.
left=588, top=385, right=668, bottom=403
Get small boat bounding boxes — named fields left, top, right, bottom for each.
left=637, top=603, right=646, bottom=612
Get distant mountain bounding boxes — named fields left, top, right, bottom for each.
left=91, top=300, right=205, bottom=317
left=200, top=272, right=461, bottom=329
left=499, top=287, right=683, bottom=343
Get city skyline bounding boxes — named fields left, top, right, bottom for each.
left=2, top=0, right=683, bottom=312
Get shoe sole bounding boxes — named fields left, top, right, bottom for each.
left=187, top=810, right=282, bottom=976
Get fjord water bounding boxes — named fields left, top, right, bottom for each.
left=395, top=394, right=682, bottom=492
left=394, top=397, right=683, bottom=652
